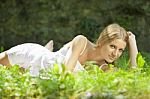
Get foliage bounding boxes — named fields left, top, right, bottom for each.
left=137, top=52, right=145, bottom=68
left=0, top=0, right=150, bottom=51
left=0, top=54, right=150, bottom=98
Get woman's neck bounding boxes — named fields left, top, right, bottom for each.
left=87, top=43, right=106, bottom=65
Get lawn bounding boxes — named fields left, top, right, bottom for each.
left=0, top=52, right=150, bottom=99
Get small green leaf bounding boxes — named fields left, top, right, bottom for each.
left=136, top=52, right=145, bottom=68
left=108, top=64, right=114, bottom=68
left=61, top=64, right=66, bottom=74
left=53, top=63, right=59, bottom=73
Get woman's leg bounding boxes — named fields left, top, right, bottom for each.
left=0, top=52, right=11, bottom=67
left=45, top=40, right=53, bottom=52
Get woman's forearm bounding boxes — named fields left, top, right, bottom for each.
left=128, top=31, right=138, bottom=68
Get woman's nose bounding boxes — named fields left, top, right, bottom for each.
left=112, top=50, right=118, bottom=57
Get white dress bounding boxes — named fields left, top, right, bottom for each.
left=6, top=43, right=85, bottom=76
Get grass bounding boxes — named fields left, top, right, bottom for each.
left=0, top=52, right=150, bottom=99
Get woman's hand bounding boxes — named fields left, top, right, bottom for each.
left=127, top=31, right=138, bottom=68
left=128, top=31, right=136, bottom=44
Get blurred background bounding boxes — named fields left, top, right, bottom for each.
left=0, top=0, right=150, bottom=52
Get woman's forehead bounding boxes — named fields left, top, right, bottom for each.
left=109, top=39, right=126, bottom=48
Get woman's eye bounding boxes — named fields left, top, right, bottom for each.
left=110, top=45, right=115, bottom=49
left=119, top=49, right=124, bottom=52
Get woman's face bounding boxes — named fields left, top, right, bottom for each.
left=100, top=39, right=126, bottom=63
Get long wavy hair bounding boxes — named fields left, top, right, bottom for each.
left=96, top=23, right=129, bottom=46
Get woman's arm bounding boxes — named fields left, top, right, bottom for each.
left=64, top=35, right=87, bottom=71
left=127, top=31, right=138, bottom=68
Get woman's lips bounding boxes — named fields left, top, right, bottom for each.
left=109, top=55, right=116, bottom=61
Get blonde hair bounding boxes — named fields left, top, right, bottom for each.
left=96, top=23, right=128, bottom=46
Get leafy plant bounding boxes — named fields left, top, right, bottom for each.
left=0, top=53, right=150, bottom=98
left=137, top=52, right=146, bottom=68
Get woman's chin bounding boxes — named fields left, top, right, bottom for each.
left=105, top=59, right=114, bottom=64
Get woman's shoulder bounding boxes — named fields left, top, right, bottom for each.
left=60, top=35, right=91, bottom=54
left=73, top=35, right=87, bottom=41
left=73, top=35, right=91, bottom=56
left=62, top=35, right=88, bottom=49
left=72, top=35, right=88, bottom=46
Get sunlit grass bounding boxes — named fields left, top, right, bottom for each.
left=0, top=53, right=150, bottom=98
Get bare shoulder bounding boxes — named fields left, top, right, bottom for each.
left=60, top=35, right=87, bottom=50
left=73, top=35, right=87, bottom=45
left=72, top=35, right=90, bottom=56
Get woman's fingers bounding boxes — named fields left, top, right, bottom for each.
left=127, top=31, right=135, bottom=40
left=127, top=31, right=132, bottom=36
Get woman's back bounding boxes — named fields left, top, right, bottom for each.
left=6, top=43, right=56, bottom=76
left=6, top=43, right=85, bottom=76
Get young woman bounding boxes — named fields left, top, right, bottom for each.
left=0, top=23, right=138, bottom=76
